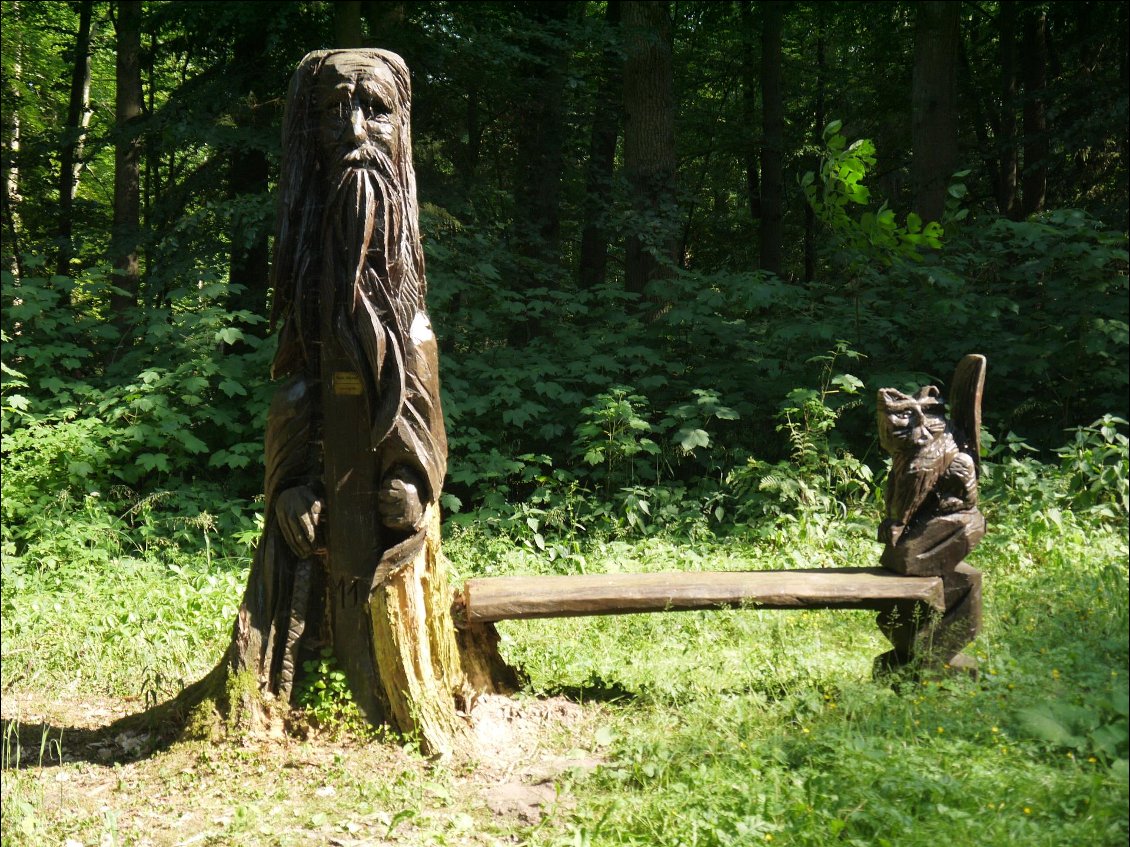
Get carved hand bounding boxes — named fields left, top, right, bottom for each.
left=378, top=469, right=424, bottom=532
left=275, top=485, right=324, bottom=558
left=937, top=496, right=968, bottom=513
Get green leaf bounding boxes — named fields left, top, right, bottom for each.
left=1090, top=723, right=1128, bottom=759
left=68, top=460, right=94, bottom=478
left=177, top=431, right=208, bottom=453
left=1018, top=706, right=1084, bottom=749
left=677, top=428, right=711, bottom=452
left=830, top=374, right=865, bottom=394
left=218, top=378, right=247, bottom=397
left=137, top=452, right=170, bottom=473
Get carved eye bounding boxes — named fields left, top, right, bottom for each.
left=361, top=99, right=390, bottom=122
left=891, top=412, right=910, bottom=426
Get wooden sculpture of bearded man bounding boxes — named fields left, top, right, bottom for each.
left=224, top=50, right=506, bottom=754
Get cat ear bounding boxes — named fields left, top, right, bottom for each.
left=877, top=388, right=905, bottom=405
left=915, top=385, right=942, bottom=403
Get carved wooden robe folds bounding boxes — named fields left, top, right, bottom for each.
left=228, top=50, right=510, bottom=755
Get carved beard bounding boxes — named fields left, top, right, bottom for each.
left=324, top=151, right=414, bottom=448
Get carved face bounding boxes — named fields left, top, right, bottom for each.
left=316, top=54, right=400, bottom=171
left=877, top=386, right=946, bottom=454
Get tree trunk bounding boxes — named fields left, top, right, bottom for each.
left=1021, top=7, right=1047, bottom=216
left=996, top=0, right=1020, bottom=219
left=361, top=1, right=405, bottom=51
left=911, top=0, right=960, bottom=223
left=512, top=1, right=570, bottom=265
left=759, top=0, right=784, bottom=277
left=111, top=0, right=143, bottom=321
left=57, top=0, right=97, bottom=278
left=622, top=0, right=677, bottom=295
left=227, top=20, right=271, bottom=318
left=179, top=50, right=516, bottom=759
left=508, top=1, right=572, bottom=343
left=578, top=0, right=621, bottom=289
left=804, top=17, right=825, bottom=284
left=334, top=1, right=364, bottom=48
left=456, top=81, right=481, bottom=194
left=2, top=1, right=23, bottom=278
left=739, top=0, right=761, bottom=226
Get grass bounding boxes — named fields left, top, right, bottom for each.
left=2, top=487, right=1128, bottom=846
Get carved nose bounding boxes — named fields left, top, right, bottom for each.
left=350, top=108, right=367, bottom=142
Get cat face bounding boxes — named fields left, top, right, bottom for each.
left=877, top=385, right=946, bottom=454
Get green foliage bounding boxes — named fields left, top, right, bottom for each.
left=1018, top=685, right=1129, bottom=768
left=801, top=121, right=949, bottom=264
left=2, top=265, right=270, bottom=563
left=295, top=648, right=368, bottom=735
left=1054, top=415, right=1129, bottom=517
left=729, top=349, right=872, bottom=532
left=574, top=386, right=661, bottom=488
left=422, top=182, right=1126, bottom=522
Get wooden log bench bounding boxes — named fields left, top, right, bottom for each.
left=457, top=564, right=982, bottom=676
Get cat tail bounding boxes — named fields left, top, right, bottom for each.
left=949, top=354, right=986, bottom=474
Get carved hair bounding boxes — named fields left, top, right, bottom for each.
left=269, top=49, right=426, bottom=381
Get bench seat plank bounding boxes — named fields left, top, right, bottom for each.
left=462, top=568, right=945, bottom=623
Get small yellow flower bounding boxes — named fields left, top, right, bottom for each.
left=1051, top=669, right=1060, bottom=679
left=991, top=726, right=999, bottom=734
left=801, top=727, right=810, bottom=734
left=765, top=836, right=773, bottom=842
left=936, top=726, right=944, bottom=734
left=1023, top=807, right=1031, bottom=815
left=1088, top=756, right=1097, bottom=763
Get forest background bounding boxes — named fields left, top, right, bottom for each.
left=1, top=2, right=1128, bottom=846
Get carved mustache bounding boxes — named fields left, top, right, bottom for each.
left=340, top=143, right=389, bottom=165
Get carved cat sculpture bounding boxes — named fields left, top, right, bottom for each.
left=877, top=355, right=987, bottom=575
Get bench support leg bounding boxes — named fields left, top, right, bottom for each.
left=874, top=563, right=982, bottom=678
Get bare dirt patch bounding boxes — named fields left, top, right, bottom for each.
left=2, top=689, right=607, bottom=845
left=467, top=694, right=605, bottom=825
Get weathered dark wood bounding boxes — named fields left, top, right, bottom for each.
left=874, top=356, right=989, bottom=676
left=462, top=568, right=945, bottom=624
left=877, top=563, right=982, bottom=677
left=877, top=355, right=986, bottom=575
left=221, top=49, right=513, bottom=754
